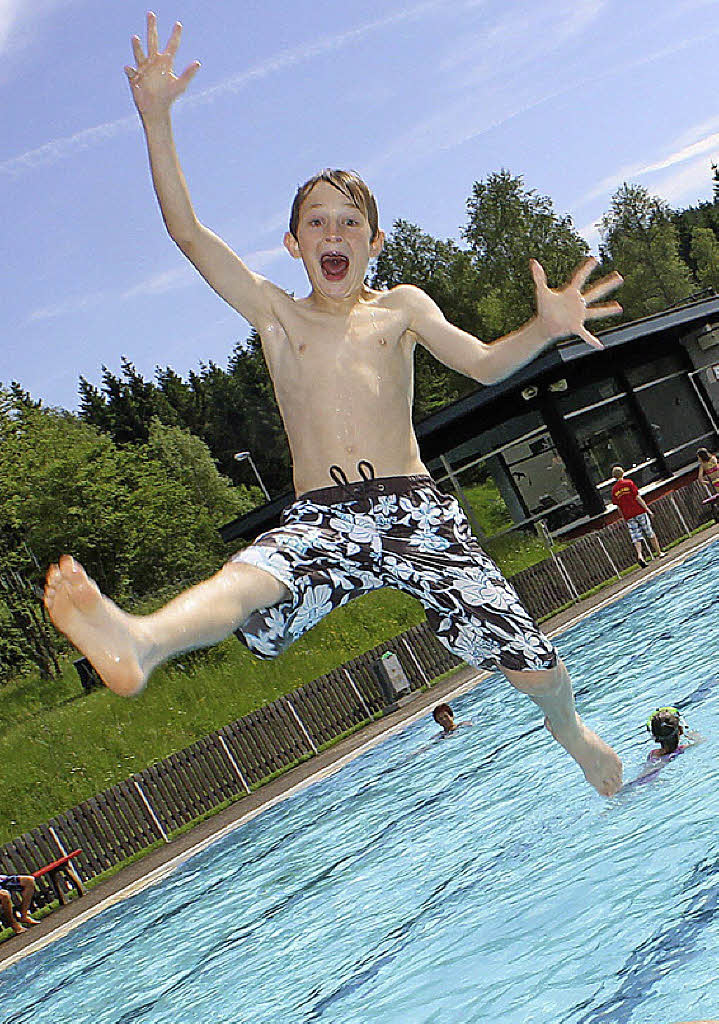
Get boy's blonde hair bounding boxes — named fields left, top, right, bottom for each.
left=289, top=169, right=379, bottom=241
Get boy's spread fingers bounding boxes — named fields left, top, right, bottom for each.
left=131, top=35, right=145, bottom=65
left=166, top=22, right=182, bottom=58
left=177, top=61, right=201, bottom=88
left=530, top=259, right=547, bottom=286
left=147, top=12, right=159, bottom=56
left=570, top=255, right=598, bottom=288
left=584, top=302, right=622, bottom=321
left=582, top=272, right=623, bottom=303
left=578, top=326, right=604, bottom=349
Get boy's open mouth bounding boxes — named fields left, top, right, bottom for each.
left=320, top=252, right=350, bottom=281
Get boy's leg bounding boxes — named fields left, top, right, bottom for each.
left=647, top=528, right=663, bottom=557
left=500, top=659, right=622, bottom=796
left=44, top=556, right=290, bottom=697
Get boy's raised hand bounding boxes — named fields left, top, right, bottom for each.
left=125, top=12, right=200, bottom=121
left=530, top=257, right=623, bottom=350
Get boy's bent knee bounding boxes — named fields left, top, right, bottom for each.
left=218, top=560, right=290, bottom=610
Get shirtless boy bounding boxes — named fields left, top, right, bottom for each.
left=44, top=14, right=624, bottom=796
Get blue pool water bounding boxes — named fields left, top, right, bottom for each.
left=2, top=542, right=718, bottom=1024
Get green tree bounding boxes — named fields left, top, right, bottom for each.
left=0, top=390, right=252, bottom=613
left=79, top=339, right=293, bottom=498
left=690, top=226, right=719, bottom=293
left=599, top=183, right=695, bottom=319
left=372, top=220, right=483, bottom=416
left=463, top=169, right=590, bottom=335
left=146, top=417, right=255, bottom=519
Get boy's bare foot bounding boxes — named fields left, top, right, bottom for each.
left=44, top=556, right=151, bottom=697
left=19, top=915, right=40, bottom=926
left=544, top=714, right=623, bottom=796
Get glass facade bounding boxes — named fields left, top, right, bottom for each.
left=429, top=341, right=717, bottom=537
left=634, top=373, right=715, bottom=471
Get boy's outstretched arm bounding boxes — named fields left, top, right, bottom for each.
left=401, top=257, right=623, bottom=384
left=125, top=13, right=278, bottom=330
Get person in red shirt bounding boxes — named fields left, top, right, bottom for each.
left=611, top=466, right=664, bottom=567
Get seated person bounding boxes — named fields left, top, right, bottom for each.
left=0, top=874, right=39, bottom=935
left=433, top=702, right=473, bottom=738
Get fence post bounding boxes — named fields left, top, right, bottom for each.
left=49, top=825, right=68, bottom=858
left=398, top=635, right=430, bottom=685
left=132, top=780, right=170, bottom=844
left=668, top=493, right=690, bottom=536
left=285, top=698, right=318, bottom=754
left=343, top=668, right=372, bottom=720
left=217, top=734, right=252, bottom=794
left=596, top=536, right=621, bottom=581
left=553, top=552, right=580, bottom=601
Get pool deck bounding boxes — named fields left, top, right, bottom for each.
left=3, top=523, right=718, bottom=969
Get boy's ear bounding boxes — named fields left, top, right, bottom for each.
left=370, top=229, right=385, bottom=259
left=284, top=231, right=301, bottom=259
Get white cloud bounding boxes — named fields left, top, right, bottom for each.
left=244, top=245, right=286, bottom=272
left=574, top=120, right=719, bottom=209
left=0, top=0, right=464, bottom=177
left=25, top=246, right=286, bottom=323
left=27, top=289, right=107, bottom=323
left=0, top=0, right=78, bottom=57
left=28, top=264, right=195, bottom=322
left=577, top=151, right=716, bottom=248
left=121, top=267, right=194, bottom=300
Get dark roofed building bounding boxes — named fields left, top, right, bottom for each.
left=220, top=295, right=719, bottom=548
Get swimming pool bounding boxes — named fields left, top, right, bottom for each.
left=2, top=542, right=718, bottom=1023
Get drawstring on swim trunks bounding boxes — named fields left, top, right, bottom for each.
left=329, top=461, right=377, bottom=495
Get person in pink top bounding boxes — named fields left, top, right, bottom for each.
left=697, top=447, right=719, bottom=493
left=611, top=466, right=664, bottom=567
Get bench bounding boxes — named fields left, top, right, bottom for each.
left=32, top=850, right=85, bottom=906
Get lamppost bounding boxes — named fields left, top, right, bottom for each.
left=234, top=451, right=271, bottom=502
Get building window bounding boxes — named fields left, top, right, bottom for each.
left=570, top=397, right=660, bottom=493
left=634, top=372, right=715, bottom=471
left=554, top=375, right=623, bottom=416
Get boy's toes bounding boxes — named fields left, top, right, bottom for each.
left=45, top=563, right=62, bottom=587
left=58, top=554, right=80, bottom=579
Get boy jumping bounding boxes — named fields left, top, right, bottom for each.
left=44, top=14, right=624, bottom=795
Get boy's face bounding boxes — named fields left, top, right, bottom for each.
left=284, top=181, right=384, bottom=301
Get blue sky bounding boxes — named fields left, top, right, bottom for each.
left=2, top=0, right=719, bottom=411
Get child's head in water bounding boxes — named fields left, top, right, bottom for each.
left=433, top=703, right=455, bottom=733
left=647, top=707, right=683, bottom=755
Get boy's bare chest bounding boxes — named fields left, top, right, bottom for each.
left=264, top=304, right=412, bottom=382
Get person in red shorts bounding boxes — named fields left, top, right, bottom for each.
left=610, top=466, right=664, bottom=567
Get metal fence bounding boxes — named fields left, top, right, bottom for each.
left=1, top=479, right=715, bottom=909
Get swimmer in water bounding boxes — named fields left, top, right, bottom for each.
left=432, top=703, right=473, bottom=738
left=646, top=707, right=703, bottom=762
left=44, top=13, right=625, bottom=796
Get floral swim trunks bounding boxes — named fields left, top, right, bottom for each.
left=230, top=467, right=557, bottom=673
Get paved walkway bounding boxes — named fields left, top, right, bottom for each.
left=3, top=522, right=717, bottom=968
